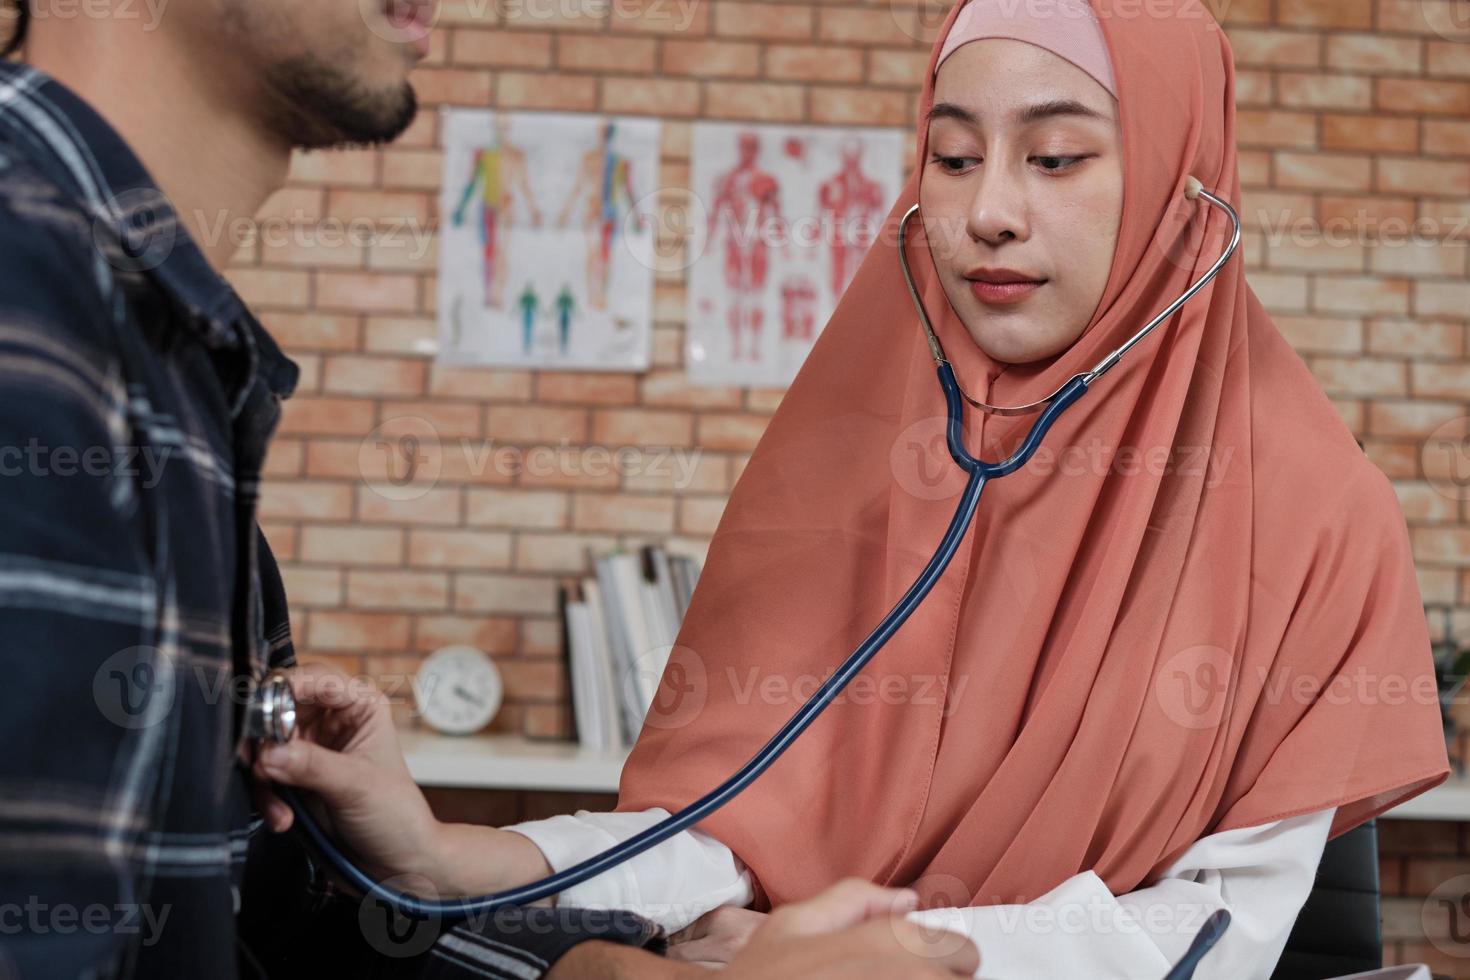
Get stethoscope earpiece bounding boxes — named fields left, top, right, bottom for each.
left=897, top=174, right=1240, bottom=418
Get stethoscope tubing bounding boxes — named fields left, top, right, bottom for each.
left=278, top=363, right=1089, bottom=920
left=276, top=181, right=1241, bottom=977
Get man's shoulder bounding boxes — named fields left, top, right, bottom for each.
left=0, top=146, right=125, bottom=349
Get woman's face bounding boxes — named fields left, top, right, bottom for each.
left=920, top=39, right=1124, bottom=365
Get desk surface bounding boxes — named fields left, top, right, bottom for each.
left=400, top=728, right=1470, bottom=820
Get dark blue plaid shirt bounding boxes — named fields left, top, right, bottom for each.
left=0, top=62, right=663, bottom=980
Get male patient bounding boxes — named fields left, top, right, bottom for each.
left=0, top=1, right=979, bottom=978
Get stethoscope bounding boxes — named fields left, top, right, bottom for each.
left=250, top=174, right=1241, bottom=979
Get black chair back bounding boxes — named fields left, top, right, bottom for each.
left=1270, top=818, right=1381, bottom=980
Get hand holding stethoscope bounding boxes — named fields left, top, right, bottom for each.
left=247, top=665, right=449, bottom=887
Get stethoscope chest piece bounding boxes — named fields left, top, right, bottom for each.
left=245, top=670, right=297, bottom=745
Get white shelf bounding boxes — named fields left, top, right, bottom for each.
left=400, top=727, right=1470, bottom=820
left=1383, top=770, right=1470, bottom=821
left=401, top=728, right=629, bottom=793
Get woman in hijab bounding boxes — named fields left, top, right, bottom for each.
left=255, top=0, right=1450, bottom=973
left=498, top=0, right=1451, bottom=973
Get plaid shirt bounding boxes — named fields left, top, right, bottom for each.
left=0, top=62, right=664, bottom=980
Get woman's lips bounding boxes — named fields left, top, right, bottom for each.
left=969, top=278, right=1046, bottom=305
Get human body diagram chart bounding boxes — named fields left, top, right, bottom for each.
left=438, top=109, right=658, bottom=370
left=687, top=123, right=903, bottom=387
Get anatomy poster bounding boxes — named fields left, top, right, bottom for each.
left=686, top=122, right=903, bottom=387
left=437, top=109, right=659, bottom=371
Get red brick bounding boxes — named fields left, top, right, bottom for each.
left=408, top=67, right=494, bottom=105
left=454, top=573, right=559, bottom=614
left=1367, top=319, right=1465, bottom=357
left=1321, top=114, right=1418, bottom=153
left=364, top=316, right=438, bottom=355
left=316, top=272, right=420, bottom=314
left=591, top=408, right=693, bottom=446
left=346, top=570, right=451, bottom=611
left=812, top=87, right=908, bottom=126
left=258, top=482, right=355, bottom=521
left=452, top=28, right=554, bottom=68
left=1230, top=28, right=1322, bottom=68
left=663, top=39, right=761, bottom=78
left=499, top=73, right=599, bottom=111
left=310, top=612, right=411, bottom=651
left=322, top=355, right=427, bottom=396
left=697, top=413, right=771, bottom=450
left=278, top=397, right=378, bottom=436
left=413, top=615, right=518, bottom=654
left=264, top=312, right=362, bottom=352
left=1377, top=77, right=1470, bottom=114
left=466, top=488, right=569, bottom=528
left=558, top=35, right=656, bottom=73
left=602, top=77, right=700, bottom=116
left=277, top=566, right=344, bottom=607
left=357, top=484, right=464, bottom=525
left=486, top=405, right=588, bottom=443
left=705, top=82, right=805, bottom=121
left=408, top=528, right=514, bottom=569
left=716, top=2, right=814, bottom=40
left=300, top=526, right=405, bottom=565
left=1325, top=33, right=1422, bottom=72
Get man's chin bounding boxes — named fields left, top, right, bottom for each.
left=264, top=56, right=420, bottom=150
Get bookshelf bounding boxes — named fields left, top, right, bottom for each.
left=401, top=728, right=629, bottom=793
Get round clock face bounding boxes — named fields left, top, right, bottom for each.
left=414, top=646, right=503, bottom=735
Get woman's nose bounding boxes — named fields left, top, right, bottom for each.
left=965, top=162, right=1029, bottom=246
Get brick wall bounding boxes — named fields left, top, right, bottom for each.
left=237, top=0, right=1470, bottom=966
left=241, top=0, right=1470, bottom=737
left=1383, top=816, right=1470, bottom=975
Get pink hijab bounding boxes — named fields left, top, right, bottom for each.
left=616, top=0, right=1450, bottom=911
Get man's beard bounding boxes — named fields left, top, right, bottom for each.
left=261, top=53, right=418, bottom=150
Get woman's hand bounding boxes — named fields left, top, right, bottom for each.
left=250, top=662, right=447, bottom=889
left=725, top=879, right=979, bottom=978
left=250, top=662, right=558, bottom=899
left=550, top=880, right=979, bottom=980
left=666, top=906, right=768, bottom=967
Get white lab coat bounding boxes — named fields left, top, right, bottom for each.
left=505, top=805, right=1335, bottom=979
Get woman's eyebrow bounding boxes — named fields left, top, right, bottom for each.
left=926, top=98, right=1109, bottom=128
